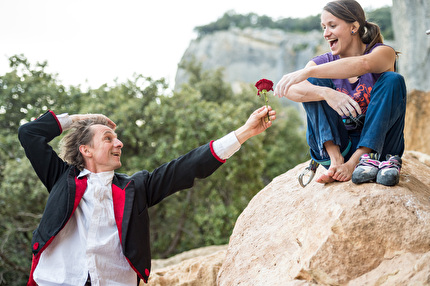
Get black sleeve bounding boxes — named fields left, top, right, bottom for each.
left=137, top=142, right=224, bottom=207
left=18, top=111, right=69, bottom=192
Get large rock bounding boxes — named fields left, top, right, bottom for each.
left=150, top=245, right=227, bottom=270
left=217, top=151, right=430, bottom=285
left=147, top=245, right=227, bottom=286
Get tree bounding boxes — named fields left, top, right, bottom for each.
left=194, top=9, right=393, bottom=39
left=0, top=55, right=79, bottom=285
left=367, top=6, right=393, bottom=40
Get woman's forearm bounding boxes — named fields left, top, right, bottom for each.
left=286, top=81, right=329, bottom=102
left=306, top=46, right=396, bottom=80
left=287, top=79, right=362, bottom=117
left=306, top=56, right=370, bottom=80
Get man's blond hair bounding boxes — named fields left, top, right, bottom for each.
left=60, top=117, right=110, bottom=171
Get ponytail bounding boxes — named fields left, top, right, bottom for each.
left=361, top=21, right=383, bottom=54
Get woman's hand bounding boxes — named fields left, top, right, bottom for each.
left=324, top=89, right=362, bottom=117
left=274, top=69, right=309, bottom=98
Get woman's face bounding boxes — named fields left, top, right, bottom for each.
left=321, top=10, right=355, bottom=57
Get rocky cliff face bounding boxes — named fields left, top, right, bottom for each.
left=392, top=0, right=430, bottom=92
left=405, top=90, right=430, bottom=155
left=175, top=28, right=327, bottom=92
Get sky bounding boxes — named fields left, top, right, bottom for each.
left=0, top=0, right=392, bottom=90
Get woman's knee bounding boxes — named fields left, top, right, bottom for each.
left=378, top=72, right=406, bottom=91
left=372, top=72, right=407, bottom=102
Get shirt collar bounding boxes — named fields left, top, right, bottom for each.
left=78, top=169, right=114, bottom=186
left=78, top=169, right=91, bottom=179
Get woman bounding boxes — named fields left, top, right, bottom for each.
left=275, top=0, right=406, bottom=186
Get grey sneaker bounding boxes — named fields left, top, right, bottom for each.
left=376, top=155, right=402, bottom=186
left=352, top=153, right=380, bottom=184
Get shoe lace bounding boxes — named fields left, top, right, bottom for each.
left=357, top=153, right=380, bottom=167
left=379, top=156, right=402, bottom=170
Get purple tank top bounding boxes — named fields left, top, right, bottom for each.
left=311, top=43, right=385, bottom=115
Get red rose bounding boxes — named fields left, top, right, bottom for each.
left=255, top=78, right=273, bottom=122
left=255, top=79, right=274, bottom=96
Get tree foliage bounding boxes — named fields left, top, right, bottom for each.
left=0, top=56, right=308, bottom=284
left=194, top=7, right=393, bottom=40
left=0, top=55, right=81, bottom=285
left=195, top=11, right=321, bottom=37
left=367, top=6, right=393, bottom=40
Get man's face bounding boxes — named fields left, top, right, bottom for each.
left=85, top=124, right=123, bottom=173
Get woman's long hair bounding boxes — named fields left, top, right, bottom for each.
left=324, top=0, right=383, bottom=54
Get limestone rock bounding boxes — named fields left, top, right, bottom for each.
left=217, top=151, right=430, bottom=285
left=175, top=28, right=326, bottom=93
left=147, top=246, right=227, bottom=286
left=406, top=150, right=430, bottom=168
left=151, top=245, right=227, bottom=270
left=405, top=90, right=430, bottom=155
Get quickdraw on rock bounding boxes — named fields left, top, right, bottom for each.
left=298, top=159, right=319, bottom=187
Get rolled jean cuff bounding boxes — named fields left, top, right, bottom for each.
left=310, top=140, right=352, bottom=167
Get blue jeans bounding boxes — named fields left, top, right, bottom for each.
left=303, top=72, right=407, bottom=168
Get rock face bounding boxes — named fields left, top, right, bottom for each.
left=217, top=151, right=430, bottom=285
left=392, top=0, right=430, bottom=91
left=175, top=28, right=326, bottom=92
left=405, top=90, right=430, bottom=155
left=147, top=246, right=227, bottom=286
left=150, top=245, right=227, bottom=270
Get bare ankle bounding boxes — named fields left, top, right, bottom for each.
left=324, top=141, right=344, bottom=166
left=331, top=154, right=344, bottom=166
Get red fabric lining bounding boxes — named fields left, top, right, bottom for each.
left=27, top=176, right=87, bottom=285
left=74, top=177, right=87, bottom=211
left=210, top=140, right=226, bottom=163
left=111, top=184, right=126, bottom=243
left=112, top=183, right=147, bottom=281
left=27, top=236, right=55, bottom=286
left=48, top=110, right=62, bottom=133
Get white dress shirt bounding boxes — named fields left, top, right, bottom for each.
left=34, top=170, right=137, bottom=285
left=33, top=113, right=241, bottom=285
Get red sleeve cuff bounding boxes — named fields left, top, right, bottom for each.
left=210, top=140, right=226, bottom=163
left=48, top=110, right=63, bottom=133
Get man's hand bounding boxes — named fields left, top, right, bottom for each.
left=69, top=114, right=116, bottom=130
left=234, top=106, right=276, bottom=144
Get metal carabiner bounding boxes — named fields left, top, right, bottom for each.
left=298, top=160, right=319, bottom=188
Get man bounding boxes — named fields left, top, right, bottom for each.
left=18, top=106, right=276, bottom=285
